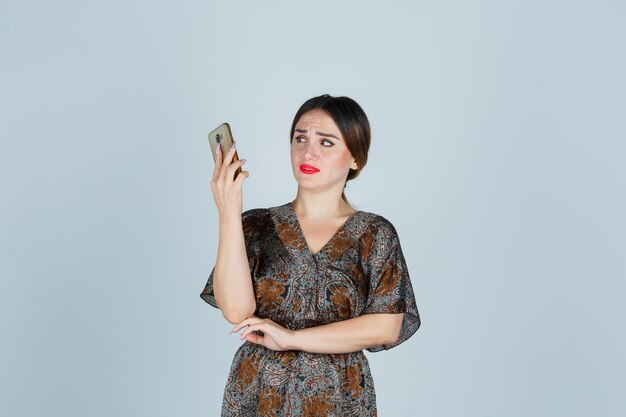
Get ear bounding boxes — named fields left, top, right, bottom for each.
left=350, top=160, right=358, bottom=170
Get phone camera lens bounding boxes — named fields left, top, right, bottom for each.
left=216, top=134, right=222, bottom=143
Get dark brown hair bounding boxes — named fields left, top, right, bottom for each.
left=289, top=94, right=371, bottom=205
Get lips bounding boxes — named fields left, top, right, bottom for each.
left=299, top=164, right=320, bottom=174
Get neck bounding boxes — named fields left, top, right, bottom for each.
left=292, top=187, right=355, bottom=221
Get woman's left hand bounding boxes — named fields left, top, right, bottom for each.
left=231, top=315, right=295, bottom=351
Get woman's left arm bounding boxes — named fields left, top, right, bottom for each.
left=233, top=313, right=404, bottom=354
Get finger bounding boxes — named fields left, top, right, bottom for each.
left=230, top=319, right=251, bottom=334
left=229, top=325, right=243, bottom=334
left=245, top=332, right=265, bottom=347
left=219, top=143, right=237, bottom=174
left=230, top=318, right=252, bottom=334
left=240, top=323, right=267, bottom=339
left=212, top=143, right=223, bottom=181
left=233, top=170, right=250, bottom=189
left=225, top=159, right=247, bottom=183
left=230, top=316, right=265, bottom=334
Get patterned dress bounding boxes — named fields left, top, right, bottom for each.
left=200, top=202, right=420, bottom=416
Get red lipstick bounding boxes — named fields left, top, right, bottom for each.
left=299, top=164, right=320, bottom=174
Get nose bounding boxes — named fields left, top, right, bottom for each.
left=302, top=141, right=319, bottom=161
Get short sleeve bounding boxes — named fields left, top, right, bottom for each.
left=362, top=219, right=421, bottom=352
left=199, top=210, right=260, bottom=309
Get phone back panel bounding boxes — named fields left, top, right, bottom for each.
left=208, top=123, right=242, bottom=178
left=208, top=123, right=237, bottom=159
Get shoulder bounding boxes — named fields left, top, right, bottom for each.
left=358, top=211, right=400, bottom=242
left=241, top=208, right=274, bottom=238
left=242, top=207, right=270, bottom=221
left=355, top=211, right=405, bottom=266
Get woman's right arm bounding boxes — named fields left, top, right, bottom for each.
left=210, top=143, right=256, bottom=324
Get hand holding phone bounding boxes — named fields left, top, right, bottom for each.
left=209, top=123, right=249, bottom=217
left=208, top=123, right=243, bottom=177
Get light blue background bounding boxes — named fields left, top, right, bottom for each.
left=1, top=1, right=625, bottom=416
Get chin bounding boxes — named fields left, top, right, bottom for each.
left=293, top=173, right=321, bottom=188
left=294, top=177, right=318, bottom=188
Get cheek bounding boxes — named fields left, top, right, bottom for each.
left=332, top=151, right=354, bottom=169
left=290, top=145, right=301, bottom=170
left=321, top=155, right=352, bottom=179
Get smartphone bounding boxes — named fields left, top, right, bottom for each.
left=208, top=123, right=242, bottom=177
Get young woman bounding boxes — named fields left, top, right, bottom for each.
left=201, top=94, right=420, bottom=416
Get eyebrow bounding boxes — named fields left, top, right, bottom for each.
left=294, top=129, right=341, bottom=140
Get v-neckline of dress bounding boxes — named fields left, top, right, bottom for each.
left=287, top=201, right=361, bottom=259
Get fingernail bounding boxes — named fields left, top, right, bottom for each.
left=230, top=142, right=236, bottom=150
left=240, top=159, right=246, bottom=164
left=215, top=144, right=221, bottom=154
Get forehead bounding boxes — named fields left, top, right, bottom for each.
left=295, top=109, right=341, bottom=135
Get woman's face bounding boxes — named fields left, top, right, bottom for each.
left=290, top=109, right=358, bottom=193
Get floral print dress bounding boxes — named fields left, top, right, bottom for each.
left=200, top=202, right=420, bottom=416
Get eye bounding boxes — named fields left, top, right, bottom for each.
left=321, top=139, right=334, bottom=147
left=294, top=135, right=306, bottom=143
